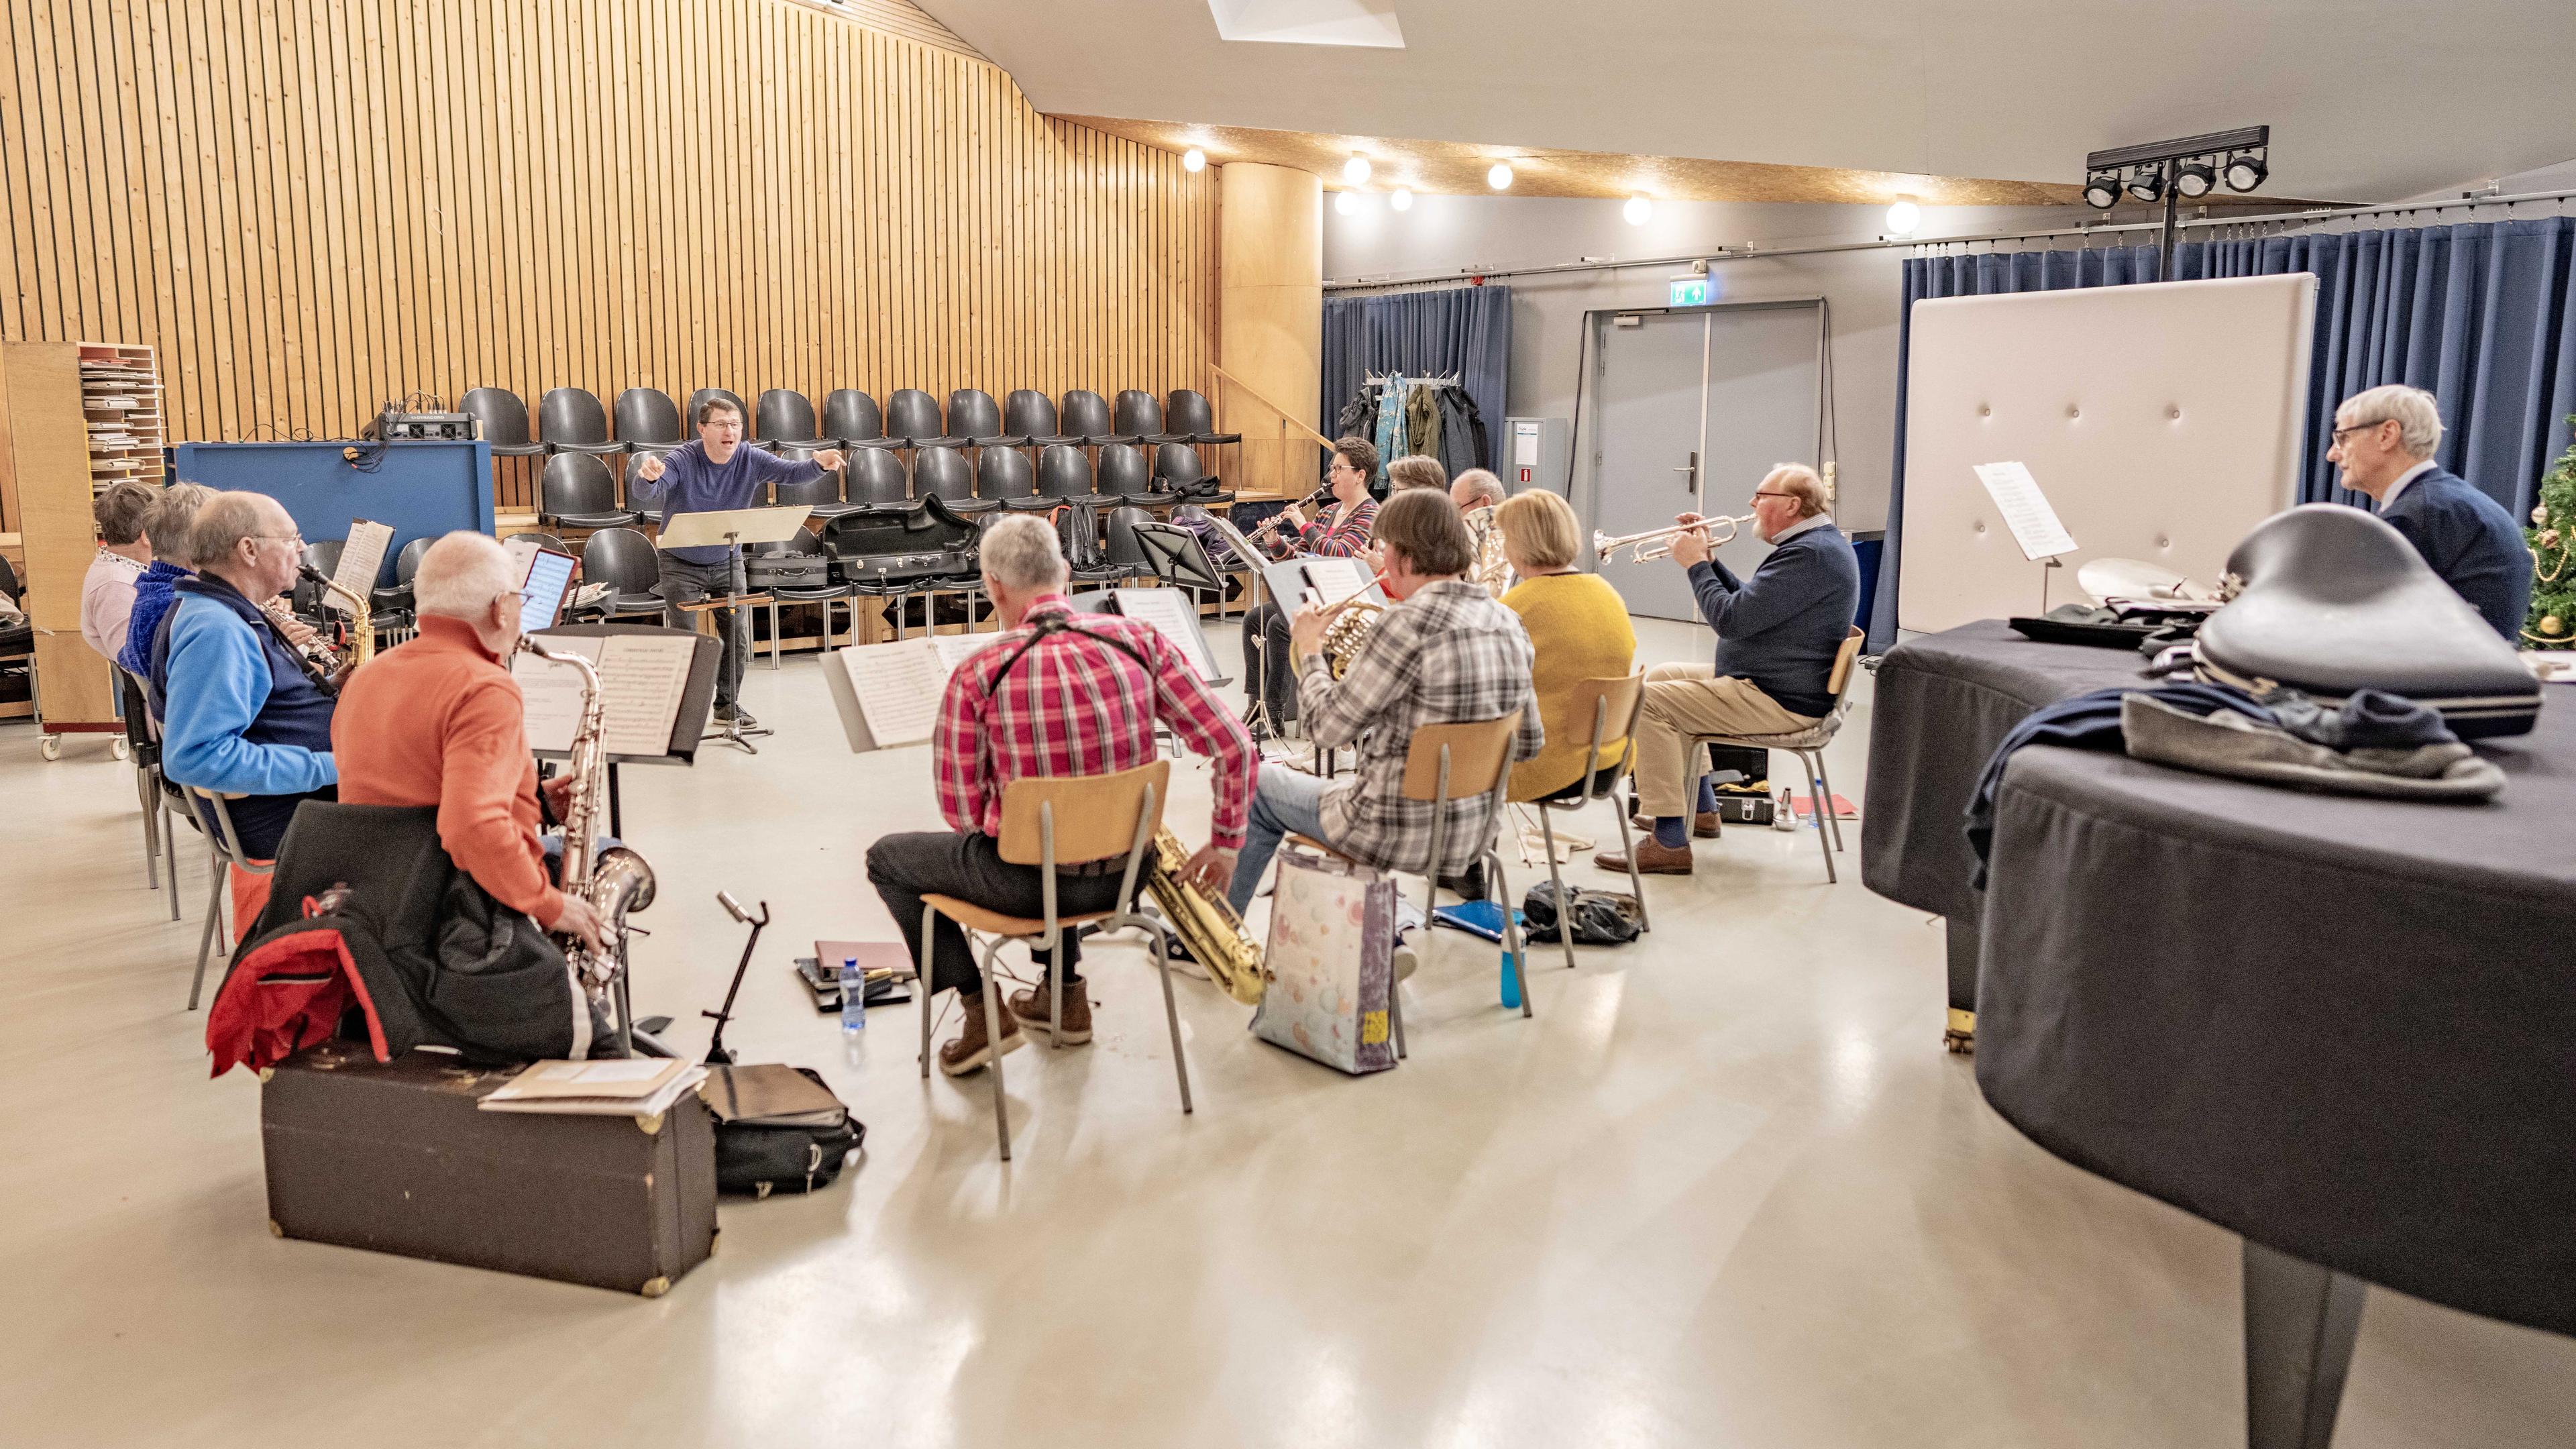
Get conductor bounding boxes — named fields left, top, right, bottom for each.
left=634, top=397, right=843, bottom=727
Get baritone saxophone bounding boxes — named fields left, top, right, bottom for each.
left=1146, top=828, right=1265, bottom=1004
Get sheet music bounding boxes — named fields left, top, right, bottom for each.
left=594, top=634, right=695, bottom=756
left=331, top=519, right=394, bottom=607
left=1301, top=556, right=1374, bottom=607
left=503, top=535, right=541, bottom=576
left=931, top=633, right=1002, bottom=670
left=839, top=638, right=951, bottom=748
left=1110, top=588, right=1218, bottom=680
left=1973, top=462, right=2078, bottom=561
left=511, top=636, right=603, bottom=753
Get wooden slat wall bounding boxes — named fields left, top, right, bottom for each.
left=0, top=0, right=1218, bottom=446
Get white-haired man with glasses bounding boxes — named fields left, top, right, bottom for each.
left=2326, top=384, right=2530, bottom=640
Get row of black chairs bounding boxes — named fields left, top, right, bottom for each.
left=540, top=439, right=1224, bottom=531
left=462, top=385, right=1240, bottom=458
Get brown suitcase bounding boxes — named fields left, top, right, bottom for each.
left=262, top=1042, right=717, bottom=1295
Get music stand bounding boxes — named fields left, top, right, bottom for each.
left=1132, top=521, right=1227, bottom=595
left=657, top=504, right=814, bottom=753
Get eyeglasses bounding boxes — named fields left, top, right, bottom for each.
left=250, top=533, right=305, bottom=549
left=1748, top=491, right=1799, bottom=502
left=2327, top=423, right=2382, bottom=444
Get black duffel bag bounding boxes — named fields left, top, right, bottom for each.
left=1520, top=881, right=1644, bottom=946
left=700, top=1064, right=865, bottom=1199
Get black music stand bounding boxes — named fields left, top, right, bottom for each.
left=659, top=504, right=814, bottom=754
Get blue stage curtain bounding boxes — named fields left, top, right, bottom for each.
left=1868, top=217, right=2576, bottom=653
left=1321, top=285, right=1513, bottom=453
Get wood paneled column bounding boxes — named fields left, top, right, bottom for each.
left=1218, top=164, right=1324, bottom=498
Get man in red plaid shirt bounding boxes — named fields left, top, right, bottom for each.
left=867, top=514, right=1255, bottom=1075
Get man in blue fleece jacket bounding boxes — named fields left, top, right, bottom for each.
left=148, top=492, right=337, bottom=934
left=1599, top=464, right=1859, bottom=876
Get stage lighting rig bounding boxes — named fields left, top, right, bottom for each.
left=2083, top=125, right=2269, bottom=280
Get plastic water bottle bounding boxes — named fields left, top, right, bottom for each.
left=1499, top=947, right=1522, bottom=1010
left=839, top=957, right=866, bottom=1033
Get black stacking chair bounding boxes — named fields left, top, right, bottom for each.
left=1096, top=443, right=1157, bottom=506
left=615, top=388, right=684, bottom=449
left=980, top=445, right=1046, bottom=510
left=537, top=388, right=623, bottom=455
left=461, top=387, right=547, bottom=457
left=822, top=388, right=884, bottom=447
left=1105, top=505, right=1155, bottom=578
left=1004, top=389, right=1060, bottom=443
left=541, top=453, right=642, bottom=529
left=757, top=388, right=822, bottom=446
left=686, top=387, right=749, bottom=431
left=1114, top=389, right=1165, bottom=443
left=1165, top=388, right=1238, bottom=444
left=948, top=389, right=1004, bottom=445
left=370, top=537, right=433, bottom=641
left=751, top=526, right=856, bottom=667
left=847, top=447, right=911, bottom=509
left=1150, top=442, right=1228, bottom=505
left=1060, top=389, right=1118, bottom=446
left=293, top=539, right=347, bottom=616
left=1038, top=443, right=1108, bottom=506
left=619, top=452, right=673, bottom=515
left=580, top=528, right=666, bottom=620
left=506, top=530, right=572, bottom=559
left=773, top=447, right=864, bottom=521
left=913, top=446, right=996, bottom=513
left=885, top=388, right=953, bottom=447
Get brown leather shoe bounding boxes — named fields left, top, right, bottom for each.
left=937, top=992, right=1026, bottom=1076
left=1008, top=978, right=1093, bottom=1044
left=1630, top=810, right=1722, bottom=839
left=1597, top=837, right=1695, bottom=875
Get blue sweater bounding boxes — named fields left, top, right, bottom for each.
left=1687, top=521, right=1861, bottom=718
left=2379, top=466, right=2532, bottom=641
left=149, top=574, right=338, bottom=859
left=116, top=559, right=190, bottom=680
left=648, top=441, right=826, bottom=564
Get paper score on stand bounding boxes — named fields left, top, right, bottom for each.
left=1972, top=462, right=2078, bottom=561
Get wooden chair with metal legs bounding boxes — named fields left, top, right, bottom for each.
left=1287, top=710, right=1534, bottom=1058
left=915, top=759, right=1189, bottom=1161
left=181, top=786, right=272, bottom=1010
left=1682, top=627, right=1865, bottom=883
left=1512, top=674, right=1648, bottom=971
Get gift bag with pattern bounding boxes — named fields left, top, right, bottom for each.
left=1251, top=845, right=1398, bottom=1074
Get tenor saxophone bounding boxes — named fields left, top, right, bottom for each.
left=1146, top=828, right=1265, bottom=1004
left=517, top=636, right=657, bottom=1018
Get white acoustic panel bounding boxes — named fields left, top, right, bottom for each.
left=1898, top=276, right=2315, bottom=633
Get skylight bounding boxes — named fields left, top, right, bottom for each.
left=1208, top=0, right=1405, bottom=49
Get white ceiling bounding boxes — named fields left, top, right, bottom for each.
left=914, top=0, right=2576, bottom=203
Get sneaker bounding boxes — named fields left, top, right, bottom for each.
left=729, top=707, right=761, bottom=731
left=936, top=993, right=1026, bottom=1075
left=1007, top=979, right=1093, bottom=1044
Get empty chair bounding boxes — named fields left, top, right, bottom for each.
left=1059, top=389, right=1114, bottom=445
left=370, top=537, right=435, bottom=636
left=460, top=387, right=547, bottom=457
left=1037, top=443, right=1102, bottom=503
left=885, top=388, right=948, bottom=445
left=1105, top=505, right=1154, bottom=574
left=1166, top=388, right=1239, bottom=444
left=773, top=448, right=864, bottom=521
left=580, top=527, right=666, bottom=619
left=756, top=388, right=820, bottom=445
left=686, top=387, right=749, bottom=430
left=293, top=539, right=347, bottom=615
left=540, top=453, right=641, bottom=529
left=1095, top=443, right=1154, bottom=503
left=947, top=389, right=1003, bottom=443
left=822, top=388, right=884, bottom=443
left=537, top=387, right=622, bottom=455
left=1113, top=388, right=1164, bottom=441
left=913, top=447, right=995, bottom=513
left=846, top=447, right=910, bottom=508
left=614, top=387, right=684, bottom=449
left=505, top=530, right=572, bottom=558
left=979, top=445, right=1044, bottom=509
left=1004, top=388, right=1059, bottom=441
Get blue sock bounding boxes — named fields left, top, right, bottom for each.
left=1695, top=777, right=1719, bottom=814
left=1652, top=816, right=1688, bottom=848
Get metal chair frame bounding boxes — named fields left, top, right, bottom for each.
left=1519, top=675, right=1649, bottom=970
left=1681, top=628, right=1864, bottom=883
left=182, top=786, right=272, bottom=1010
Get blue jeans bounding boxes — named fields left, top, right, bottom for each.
left=1228, top=767, right=1336, bottom=915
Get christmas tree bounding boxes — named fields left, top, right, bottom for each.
left=2530, top=425, right=2576, bottom=649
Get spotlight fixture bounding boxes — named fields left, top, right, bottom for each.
left=1389, top=186, right=1413, bottom=211
left=2173, top=160, right=2216, bottom=199
left=1181, top=147, right=1206, bottom=173
left=1343, top=153, right=1372, bottom=185
left=1334, top=189, right=1360, bottom=216
left=2084, top=125, right=2271, bottom=282
left=1623, top=195, right=1654, bottom=225
left=1486, top=161, right=1515, bottom=191
left=1884, top=198, right=1921, bottom=236
left=2082, top=170, right=2122, bottom=210
left=2224, top=151, right=2269, bottom=193
left=2125, top=166, right=2164, bottom=205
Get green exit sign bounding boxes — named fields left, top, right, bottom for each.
left=1670, top=276, right=1710, bottom=307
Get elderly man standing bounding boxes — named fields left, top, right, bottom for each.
left=2327, top=384, right=2530, bottom=640
left=1448, top=468, right=1516, bottom=596
left=330, top=532, right=608, bottom=955
left=80, top=481, right=156, bottom=665
left=117, top=483, right=214, bottom=681
left=148, top=491, right=338, bottom=932
left=1602, top=463, right=1857, bottom=877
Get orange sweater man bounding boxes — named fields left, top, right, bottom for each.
left=331, top=533, right=607, bottom=955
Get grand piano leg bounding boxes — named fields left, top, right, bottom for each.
left=1943, top=914, right=1978, bottom=1053
left=2243, top=1239, right=2367, bottom=1449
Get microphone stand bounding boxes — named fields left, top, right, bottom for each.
left=703, top=893, right=769, bottom=1066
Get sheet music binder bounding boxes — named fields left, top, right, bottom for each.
left=523, top=624, right=720, bottom=765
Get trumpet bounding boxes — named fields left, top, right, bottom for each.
left=1593, top=514, right=1757, bottom=564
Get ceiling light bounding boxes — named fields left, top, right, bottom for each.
left=2174, top=160, right=2216, bottom=199
left=1486, top=161, right=1514, bottom=191
left=2224, top=152, right=2269, bottom=193
left=2126, top=166, right=2164, bottom=205
left=1884, top=199, right=1921, bottom=235
left=1343, top=153, right=1372, bottom=185
left=1182, top=147, right=1206, bottom=173
left=2082, top=171, right=2121, bottom=210
left=1623, top=195, right=1653, bottom=225
left=1334, top=189, right=1360, bottom=216
left=1389, top=187, right=1413, bottom=211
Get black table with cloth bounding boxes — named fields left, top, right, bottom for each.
left=1864, top=619, right=2576, bottom=1446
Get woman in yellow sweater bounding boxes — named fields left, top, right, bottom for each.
left=1495, top=490, right=1637, bottom=800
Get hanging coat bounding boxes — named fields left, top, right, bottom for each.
left=1405, top=382, right=1441, bottom=463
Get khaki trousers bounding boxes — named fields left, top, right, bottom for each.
left=1632, top=662, right=1817, bottom=816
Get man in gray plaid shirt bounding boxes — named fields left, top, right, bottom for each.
left=1226, top=489, right=1545, bottom=914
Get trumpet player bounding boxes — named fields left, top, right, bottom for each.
left=1600, top=464, right=1858, bottom=877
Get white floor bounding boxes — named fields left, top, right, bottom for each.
left=3, top=615, right=2570, bottom=1448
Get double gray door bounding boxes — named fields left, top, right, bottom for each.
left=1586, top=301, right=1824, bottom=621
